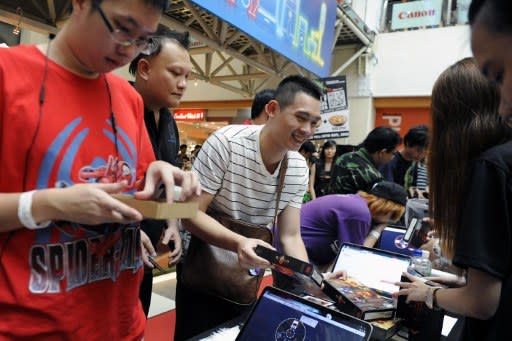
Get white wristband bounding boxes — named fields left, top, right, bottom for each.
left=18, top=190, right=51, bottom=230
left=369, top=230, right=381, bottom=239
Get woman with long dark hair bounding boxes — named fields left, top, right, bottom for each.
left=309, top=140, right=336, bottom=199
left=394, top=57, right=512, bottom=341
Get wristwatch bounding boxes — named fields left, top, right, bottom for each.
left=426, top=286, right=441, bottom=310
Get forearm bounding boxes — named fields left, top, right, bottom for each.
left=0, top=190, right=58, bottom=232
left=436, top=269, right=501, bottom=319
left=363, top=224, right=385, bottom=248
left=280, top=233, right=309, bottom=262
left=436, top=286, right=496, bottom=319
left=184, top=211, right=244, bottom=252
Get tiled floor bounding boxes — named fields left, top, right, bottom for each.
left=148, top=272, right=177, bottom=318
left=145, top=272, right=177, bottom=341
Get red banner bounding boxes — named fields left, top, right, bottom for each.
left=173, top=109, right=206, bottom=122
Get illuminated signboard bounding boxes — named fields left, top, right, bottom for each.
left=188, top=0, right=337, bottom=77
left=173, top=109, right=206, bottom=121
left=391, top=0, right=443, bottom=30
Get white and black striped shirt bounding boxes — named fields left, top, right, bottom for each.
left=193, top=125, right=308, bottom=228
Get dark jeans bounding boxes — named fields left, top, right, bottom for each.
left=174, top=264, right=251, bottom=341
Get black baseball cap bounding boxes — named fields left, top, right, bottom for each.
left=370, top=181, right=407, bottom=206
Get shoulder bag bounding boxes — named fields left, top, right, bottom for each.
left=180, top=157, right=287, bottom=305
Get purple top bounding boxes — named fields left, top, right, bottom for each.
left=301, top=194, right=371, bottom=265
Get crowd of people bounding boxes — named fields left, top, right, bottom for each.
left=0, top=0, right=510, bottom=340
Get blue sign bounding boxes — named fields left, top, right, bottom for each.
left=189, top=0, right=337, bottom=77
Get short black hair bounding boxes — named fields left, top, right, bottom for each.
left=251, top=89, right=275, bottom=120
left=469, top=0, right=512, bottom=34
left=92, top=0, right=168, bottom=13
left=180, top=144, right=188, bottom=149
left=404, top=125, right=429, bottom=148
left=129, top=25, right=190, bottom=75
left=299, top=140, right=316, bottom=154
left=275, top=75, right=322, bottom=109
left=361, top=126, right=401, bottom=154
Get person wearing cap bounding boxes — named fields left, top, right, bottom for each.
left=300, top=181, right=407, bottom=271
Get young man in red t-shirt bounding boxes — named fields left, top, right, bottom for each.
left=0, top=0, right=200, bottom=340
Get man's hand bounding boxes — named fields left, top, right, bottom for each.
left=134, top=160, right=201, bottom=203
left=162, top=219, right=182, bottom=266
left=236, top=238, right=273, bottom=269
left=140, top=230, right=156, bottom=268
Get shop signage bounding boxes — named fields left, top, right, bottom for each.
left=188, top=0, right=336, bottom=77
left=312, top=76, right=350, bottom=140
left=391, top=0, right=443, bottom=30
left=173, top=109, right=206, bottom=121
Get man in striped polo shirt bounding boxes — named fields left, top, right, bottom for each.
left=175, top=75, right=322, bottom=340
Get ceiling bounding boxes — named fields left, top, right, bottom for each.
left=0, top=0, right=375, bottom=96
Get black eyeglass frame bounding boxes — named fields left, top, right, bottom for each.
left=93, top=1, right=156, bottom=55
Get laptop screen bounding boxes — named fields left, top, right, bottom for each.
left=378, top=225, right=412, bottom=256
left=331, top=243, right=411, bottom=296
left=236, top=287, right=372, bottom=341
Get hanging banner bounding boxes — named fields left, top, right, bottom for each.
left=188, top=0, right=337, bottom=77
left=312, top=76, right=350, bottom=140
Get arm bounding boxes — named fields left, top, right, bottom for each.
left=161, top=219, right=182, bottom=266
left=309, top=163, right=317, bottom=200
left=435, top=268, right=500, bottom=319
left=0, top=183, right=143, bottom=232
left=363, top=222, right=386, bottom=247
left=394, top=268, right=501, bottom=320
left=277, top=205, right=309, bottom=262
left=0, top=161, right=201, bottom=233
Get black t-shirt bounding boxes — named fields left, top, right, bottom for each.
left=380, top=151, right=412, bottom=187
left=141, top=107, right=180, bottom=246
left=452, top=140, right=512, bottom=341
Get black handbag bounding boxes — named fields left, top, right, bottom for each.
left=180, top=158, right=287, bottom=305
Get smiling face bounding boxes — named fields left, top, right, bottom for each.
left=143, top=40, right=192, bottom=109
left=69, top=0, right=161, bottom=74
left=268, top=92, right=321, bottom=151
left=471, top=22, right=512, bottom=120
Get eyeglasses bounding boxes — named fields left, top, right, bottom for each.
left=94, top=2, right=156, bottom=55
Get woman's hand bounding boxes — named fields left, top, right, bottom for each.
left=392, top=271, right=431, bottom=303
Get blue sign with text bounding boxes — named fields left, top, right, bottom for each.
left=189, top=0, right=337, bottom=77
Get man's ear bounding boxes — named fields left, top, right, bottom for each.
left=137, top=59, right=151, bottom=81
left=265, top=100, right=279, bottom=119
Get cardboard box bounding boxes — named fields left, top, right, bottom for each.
left=112, top=194, right=198, bottom=219
left=323, top=277, right=396, bottom=321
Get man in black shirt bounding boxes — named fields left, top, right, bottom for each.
left=380, top=125, right=429, bottom=189
left=129, top=25, right=192, bottom=316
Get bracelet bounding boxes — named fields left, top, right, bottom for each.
left=369, top=230, right=381, bottom=239
left=18, top=190, right=51, bottom=230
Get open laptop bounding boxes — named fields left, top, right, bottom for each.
left=331, top=243, right=411, bottom=297
left=236, top=286, right=373, bottom=341
left=378, top=225, right=410, bottom=256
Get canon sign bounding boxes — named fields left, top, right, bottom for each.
left=398, top=9, right=436, bottom=20
left=391, top=0, right=442, bottom=30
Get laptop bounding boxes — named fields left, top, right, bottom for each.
left=331, top=243, right=411, bottom=297
left=236, top=286, right=373, bottom=341
left=378, top=225, right=410, bottom=256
